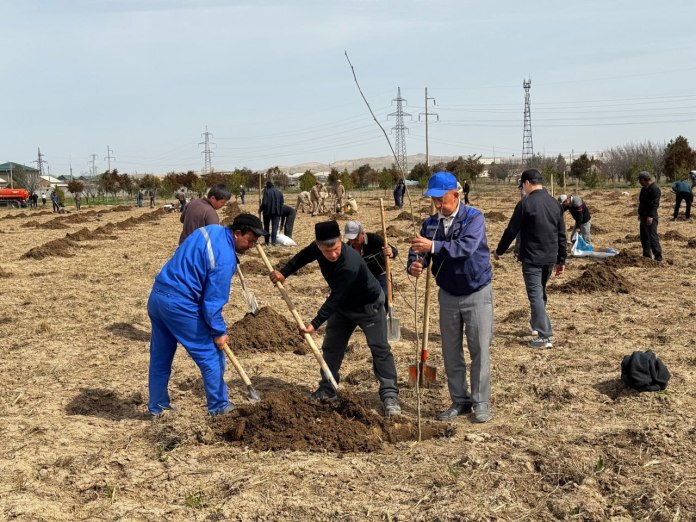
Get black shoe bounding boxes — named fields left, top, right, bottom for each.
left=436, top=402, right=472, bottom=421
left=309, top=389, right=338, bottom=403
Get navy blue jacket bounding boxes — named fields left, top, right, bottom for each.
left=407, top=205, right=492, bottom=296
left=260, top=185, right=284, bottom=216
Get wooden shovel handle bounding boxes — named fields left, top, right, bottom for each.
left=420, top=200, right=437, bottom=362
left=255, top=244, right=339, bottom=391
left=222, top=343, right=253, bottom=387
left=378, top=198, right=393, bottom=306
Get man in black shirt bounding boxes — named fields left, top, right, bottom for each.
left=637, top=171, right=662, bottom=261
left=269, top=220, right=401, bottom=417
left=495, top=169, right=566, bottom=349
left=344, top=220, right=397, bottom=311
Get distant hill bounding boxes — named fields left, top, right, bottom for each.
left=279, top=153, right=485, bottom=174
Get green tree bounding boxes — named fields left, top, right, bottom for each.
left=98, top=170, right=120, bottom=200
left=570, top=153, right=592, bottom=181
left=119, top=173, right=134, bottom=197
left=378, top=167, right=393, bottom=190
left=340, top=171, right=354, bottom=191
left=67, top=179, right=85, bottom=196
left=663, top=135, right=696, bottom=182
left=461, top=154, right=485, bottom=182
left=409, top=162, right=432, bottom=188
left=138, top=174, right=161, bottom=191
left=350, top=164, right=374, bottom=188
left=299, top=171, right=317, bottom=192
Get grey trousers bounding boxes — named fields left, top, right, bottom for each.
left=438, top=284, right=493, bottom=405
left=579, top=220, right=591, bottom=245
left=522, top=263, right=554, bottom=339
left=317, top=292, right=399, bottom=400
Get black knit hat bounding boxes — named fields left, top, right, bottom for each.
left=230, top=213, right=267, bottom=237
left=518, top=168, right=543, bottom=187
left=315, top=220, right=340, bottom=241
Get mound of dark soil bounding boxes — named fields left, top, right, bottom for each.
left=20, top=220, right=40, bottom=228
left=503, top=308, right=528, bottom=322
left=395, top=211, right=414, bottom=221
left=616, top=233, right=641, bottom=243
left=110, top=205, right=133, bottom=212
left=215, top=389, right=454, bottom=452
left=66, top=388, right=144, bottom=420
left=65, top=228, right=95, bottom=241
left=275, top=255, right=316, bottom=275
left=229, top=307, right=307, bottom=354
left=602, top=251, right=658, bottom=268
left=240, top=259, right=271, bottom=276
left=484, top=211, right=508, bottom=222
left=114, top=216, right=140, bottom=229
left=590, top=223, right=606, bottom=234
left=662, top=230, right=688, bottom=241
left=35, top=220, right=70, bottom=230
left=22, top=238, right=81, bottom=260
left=556, top=264, right=633, bottom=294
left=385, top=224, right=412, bottom=238
left=687, top=239, right=696, bottom=249
left=0, top=266, right=11, bottom=278
left=93, top=223, right=117, bottom=235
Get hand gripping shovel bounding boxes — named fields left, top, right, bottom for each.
left=256, top=244, right=339, bottom=392
left=236, top=265, right=259, bottom=315
left=379, top=198, right=400, bottom=341
left=222, top=343, right=260, bottom=402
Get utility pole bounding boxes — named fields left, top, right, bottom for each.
left=105, top=145, right=115, bottom=172
left=34, top=147, right=47, bottom=178
left=199, top=126, right=215, bottom=175
left=388, top=87, right=411, bottom=174
left=90, top=154, right=98, bottom=177
left=418, top=87, right=438, bottom=168
left=522, top=78, right=533, bottom=163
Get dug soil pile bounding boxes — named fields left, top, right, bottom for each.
left=556, top=264, right=633, bottom=294
left=687, top=239, right=696, bottom=249
left=385, top=224, right=411, bottom=238
left=484, top=211, right=508, bottom=222
left=229, top=307, right=307, bottom=354
left=0, top=266, right=11, bottom=278
left=22, top=238, right=82, bottom=260
left=220, top=201, right=243, bottom=226
left=215, top=389, right=454, bottom=452
left=602, top=251, right=658, bottom=269
left=239, top=258, right=271, bottom=276
left=395, top=211, right=414, bottom=221
left=662, top=230, right=688, bottom=241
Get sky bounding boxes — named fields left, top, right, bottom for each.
left=2, top=0, right=696, bottom=177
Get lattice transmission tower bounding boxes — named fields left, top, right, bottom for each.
left=199, top=126, right=215, bottom=174
left=522, top=78, right=534, bottom=162
left=388, top=87, right=411, bottom=174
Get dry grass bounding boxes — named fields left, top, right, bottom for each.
left=1, top=188, right=695, bottom=520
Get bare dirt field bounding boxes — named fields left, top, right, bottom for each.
left=1, top=186, right=695, bottom=521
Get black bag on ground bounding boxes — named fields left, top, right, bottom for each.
left=620, top=350, right=671, bottom=392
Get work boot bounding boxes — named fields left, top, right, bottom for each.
left=472, top=402, right=492, bottom=423
left=150, top=405, right=177, bottom=419
left=528, top=337, right=553, bottom=349
left=210, top=403, right=236, bottom=416
left=309, top=388, right=338, bottom=403
left=383, top=396, right=401, bottom=417
left=436, top=402, right=472, bottom=421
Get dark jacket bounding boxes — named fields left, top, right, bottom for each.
left=280, top=242, right=382, bottom=329
left=621, top=350, right=670, bottom=392
left=346, top=232, right=398, bottom=280
left=671, top=180, right=691, bottom=194
left=260, top=184, right=284, bottom=216
left=407, top=204, right=492, bottom=296
left=638, top=183, right=661, bottom=219
left=565, top=196, right=591, bottom=227
left=496, top=188, right=566, bottom=265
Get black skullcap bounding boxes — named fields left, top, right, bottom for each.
left=315, top=220, right=340, bottom=241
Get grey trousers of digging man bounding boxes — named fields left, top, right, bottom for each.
left=438, top=284, right=493, bottom=405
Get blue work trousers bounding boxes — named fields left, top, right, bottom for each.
left=147, top=287, right=229, bottom=415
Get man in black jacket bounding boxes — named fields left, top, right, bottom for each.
left=259, top=180, right=284, bottom=245
left=637, top=171, right=662, bottom=261
left=344, top=220, right=397, bottom=310
left=269, top=220, right=401, bottom=417
left=558, top=194, right=592, bottom=244
left=495, top=169, right=566, bottom=349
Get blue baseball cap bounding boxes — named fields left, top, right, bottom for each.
left=424, top=171, right=458, bottom=197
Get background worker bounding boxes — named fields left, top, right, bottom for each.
left=637, top=171, right=663, bottom=261
left=296, top=191, right=312, bottom=213
left=344, top=220, right=397, bottom=311
left=175, top=191, right=187, bottom=214
left=269, top=220, right=401, bottom=417
left=259, top=180, right=284, bottom=245
left=147, top=213, right=266, bottom=417
left=670, top=179, right=693, bottom=222
left=463, top=180, right=471, bottom=205
left=407, top=171, right=494, bottom=423
left=558, top=194, right=592, bottom=243
left=310, top=181, right=323, bottom=216
left=179, top=184, right=231, bottom=244
left=279, top=204, right=297, bottom=239
left=335, top=179, right=346, bottom=215
left=495, top=168, right=566, bottom=349
left=393, top=180, right=406, bottom=209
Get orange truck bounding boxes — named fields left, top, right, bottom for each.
left=0, top=188, right=30, bottom=208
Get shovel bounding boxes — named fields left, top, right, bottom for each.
left=236, top=265, right=259, bottom=315
left=256, top=244, right=339, bottom=392
left=222, top=343, right=260, bottom=402
left=408, top=260, right=437, bottom=387
left=379, top=198, right=400, bottom=341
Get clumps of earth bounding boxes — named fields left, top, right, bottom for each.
left=395, top=211, right=414, bottom=221
left=275, top=254, right=316, bottom=275
left=601, top=251, right=658, bottom=269
left=484, top=211, right=508, bottom=222
left=214, top=389, right=454, bottom=452
left=662, top=230, right=688, bottom=241
left=385, top=225, right=411, bottom=238
left=687, top=239, right=696, bottom=249
left=555, top=264, right=633, bottom=294
left=229, top=307, right=307, bottom=355
left=0, top=266, right=11, bottom=278
left=22, top=238, right=82, bottom=260
left=220, top=201, right=243, bottom=226
left=239, top=259, right=271, bottom=276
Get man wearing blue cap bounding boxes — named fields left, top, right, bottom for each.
left=407, top=171, right=494, bottom=423
left=494, top=169, right=566, bottom=349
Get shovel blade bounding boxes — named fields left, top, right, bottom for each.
left=386, top=310, right=400, bottom=341
left=246, top=385, right=261, bottom=402
left=408, top=363, right=437, bottom=387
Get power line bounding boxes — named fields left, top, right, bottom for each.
left=388, top=87, right=411, bottom=173
left=522, top=78, right=533, bottom=161
left=104, top=145, right=116, bottom=171
left=199, top=126, right=215, bottom=174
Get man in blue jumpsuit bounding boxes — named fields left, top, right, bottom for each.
left=147, top=213, right=266, bottom=416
